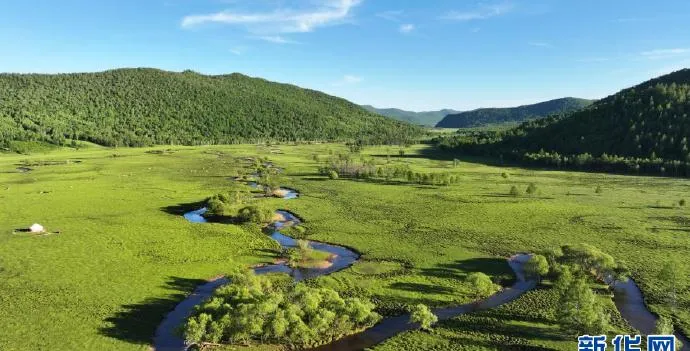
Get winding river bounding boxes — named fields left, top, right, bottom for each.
left=156, top=177, right=688, bottom=351
left=613, top=280, right=689, bottom=350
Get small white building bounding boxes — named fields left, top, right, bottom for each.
left=29, top=224, right=45, bottom=233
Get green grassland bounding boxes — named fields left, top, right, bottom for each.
left=0, top=143, right=688, bottom=350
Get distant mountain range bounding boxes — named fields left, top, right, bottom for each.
left=0, top=68, right=422, bottom=150
left=488, top=69, right=690, bottom=161
left=361, top=105, right=460, bottom=126
left=435, top=97, right=595, bottom=128
left=436, top=69, right=690, bottom=175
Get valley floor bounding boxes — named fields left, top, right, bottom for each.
left=0, top=143, right=688, bottom=350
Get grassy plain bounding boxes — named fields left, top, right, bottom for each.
left=0, top=143, right=688, bottom=350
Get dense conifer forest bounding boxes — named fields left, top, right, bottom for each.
left=435, top=69, right=690, bottom=176
left=0, top=68, right=421, bottom=150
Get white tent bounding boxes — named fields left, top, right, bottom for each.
left=29, top=224, right=45, bottom=233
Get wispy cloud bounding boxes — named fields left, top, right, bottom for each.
left=528, top=41, right=552, bottom=48
left=641, top=48, right=690, bottom=60
left=649, top=59, right=690, bottom=76
left=230, top=47, right=244, bottom=55
left=613, top=17, right=654, bottom=23
left=256, top=35, right=299, bottom=44
left=333, top=74, right=362, bottom=86
left=442, top=2, right=514, bottom=21
left=576, top=57, right=610, bottom=63
left=377, top=10, right=404, bottom=22
left=181, top=0, right=361, bottom=34
left=399, top=24, right=415, bottom=34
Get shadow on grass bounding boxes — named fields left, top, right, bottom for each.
left=301, top=176, right=329, bottom=181
left=389, top=282, right=456, bottom=295
left=253, top=248, right=280, bottom=260
left=442, top=313, right=567, bottom=343
left=421, top=257, right=515, bottom=286
left=444, top=335, right=558, bottom=351
left=100, top=276, right=206, bottom=345
left=481, top=193, right=556, bottom=200
left=160, top=201, right=207, bottom=216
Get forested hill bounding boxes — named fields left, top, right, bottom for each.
left=0, top=68, right=421, bottom=149
left=436, top=69, right=690, bottom=176
left=361, top=105, right=460, bottom=126
left=435, top=97, right=594, bottom=128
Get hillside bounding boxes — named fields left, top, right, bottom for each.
left=435, top=97, right=594, bottom=128
left=436, top=69, right=690, bottom=175
left=361, top=105, right=460, bottom=126
left=0, top=68, right=421, bottom=150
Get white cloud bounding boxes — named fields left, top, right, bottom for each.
left=640, top=48, right=690, bottom=60
left=470, top=27, right=481, bottom=33
left=442, top=2, right=514, bottom=21
left=181, top=0, right=361, bottom=33
left=256, top=35, right=298, bottom=44
left=343, top=75, right=362, bottom=83
left=377, top=10, right=404, bottom=22
left=528, top=41, right=552, bottom=48
left=649, top=59, right=690, bottom=76
left=576, top=57, right=610, bottom=63
left=399, top=24, right=415, bottom=34
left=230, top=47, right=243, bottom=55
left=333, top=74, right=362, bottom=86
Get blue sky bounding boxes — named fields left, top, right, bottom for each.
left=1, top=0, right=689, bottom=111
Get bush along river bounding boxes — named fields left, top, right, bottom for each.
left=155, top=172, right=687, bottom=351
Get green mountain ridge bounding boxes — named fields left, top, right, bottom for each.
left=0, top=68, right=421, bottom=150
left=361, top=105, right=460, bottom=126
left=435, top=97, right=594, bottom=128
left=436, top=68, right=690, bottom=175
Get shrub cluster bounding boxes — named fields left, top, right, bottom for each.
left=318, top=154, right=459, bottom=186
left=184, top=270, right=381, bottom=348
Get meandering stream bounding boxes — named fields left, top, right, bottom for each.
left=155, top=176, right=688, bottom=351
left=613, top=280, right=689, bottom=350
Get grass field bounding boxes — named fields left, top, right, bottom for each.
left=1, top=143, right=688, bottom=350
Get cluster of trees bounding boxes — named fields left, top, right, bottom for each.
left=436, top=97, right=593, bottom=128
left=524, top=244, right=629, bottom=334
left=527, top=244, right=631, bottom=335
left=205, top=190, right=273, bottom=224
left=184, top=270, right=381, bottom=348
left=318, top=154, right=460, bottom=186
left=0, top=68, right=421, bottom=151
left=435, top=69, right=690, bottom=177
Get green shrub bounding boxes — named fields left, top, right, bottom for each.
left=467, top=272, right=499, bottom=299
left=680, top=199, right=686, bottom=207
left=525, top=183, right=538, bottom=195
left=501, top=172, right=509, bottom=179
left=409, top=304, right=437, bottom=331
left=595, top=186, right=603, bottom=194
left=328, top=170, right=339, bottom=180
left=524, top=255, right=549, bottom=279
left=509, top=185, right=521, bottom=197
left=237, top=205, right=273, bottom=224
